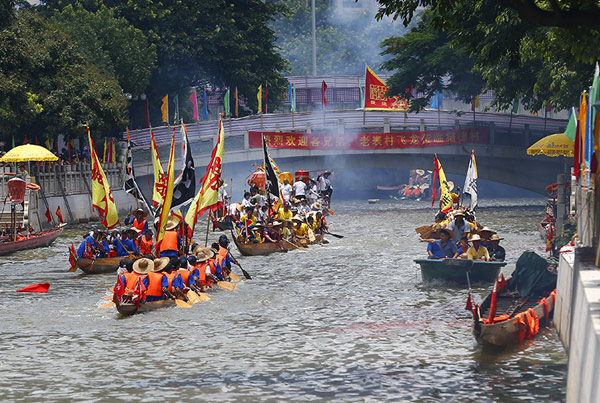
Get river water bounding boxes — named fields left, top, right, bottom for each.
left=0, top=198, right=566, bottom=401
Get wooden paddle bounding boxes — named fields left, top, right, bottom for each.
left=175, top=299, right=192, bottom=308
left=308, top=228, right=316, bottom=243
left=283, top=239, right=308, bottom=251
left=328, top=208, right=336, bottom=215
left=325, top=231, right=344, bottom=239
left=230, top=253, right=252, bottom=280
left=217, top=281, right=237, bottom=292
left=229, top=272, right=242, bottom=282
left=186, top=290, right=203, bottom=304
left=198, top=292, right=211, bottom=301
left=99, top=301, right=115, bottom=309
left=101, top=295, right=112, bottom=301
left=415, top=225, right=432, bottom=234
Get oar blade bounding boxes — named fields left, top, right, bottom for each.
left=217, top=281, right=237, bottom=292
left=229, top=272, right=242, bottom=282
left=67, top=266, right=78, bottom=272
left=175, top=299, right=192, bottom=308
left=198, top=292, right=211, bottom=302
left=186, top=290, right=203, bottom=304
left=99, top=301, right=115, bottom=309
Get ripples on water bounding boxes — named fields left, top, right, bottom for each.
left=0, top=199, right=566, bottom=401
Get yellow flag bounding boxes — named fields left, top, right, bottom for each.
left=474, top=95, right=480, bottom=109
left=44, top=137, right=51, bottom=150
left=157, top=130, right=176, bottom=244
left=102, top=139, right=107, bottom=163
left=257, top=84, right=262, bottom=114
left=151, top=129, right=166, bottom=208
left=161, top=95, right=169, bottom=123
left=88, top=129, right=119, bottom=229
left=579, top=92, right=588, bottom=172
left=185, top=119, right=225, bottom=231
left=434, top=154, right=453, bottom=213
left=110, top=139, right=116, bottom=164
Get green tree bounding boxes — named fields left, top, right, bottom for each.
left=0, top=11, right=128, bottom=144
left=43, top=0, right=289, bottom=115
left=49, top=5, right=156, bottom=96
left=375, top=0, right=597, bottom=112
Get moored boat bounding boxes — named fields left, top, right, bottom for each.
left=77, top=256, right=123, bottom=274
left=415, top=258, right=506, bottom=285
left=471, top=251, right=558, bottom=346
left=0, top=223, right=66, bottom=255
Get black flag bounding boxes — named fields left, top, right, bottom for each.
left=124, top=130, right=154, bottom=218
left=171, top=122, right=196, bottom=211
left=262, top=135, right=280, bottom=198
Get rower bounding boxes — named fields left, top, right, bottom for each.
left=157, top=220, right=181, bottom=258
left=487, top=234, right=505, bottom=261
left=118, top=258, right=152, bottom=301
left=125, top=208, right=149, bottom=234
left=447, top=211, right=470, bottom=243
left=77, top=231, right=96, bottom=258
left=297, top=199, right=310, bottom=217
left=467, top=234, right=490, bottom=261
left=276, top=202, right=293, bottom=221
left=280, top=219, right=293, bottom=241
left=291, top=215, right=309, bottom=244
left=215, top=235, right=233, bottom=279
left=179, top=255, right=202, bottom=294
left=138, top=229, right=154, bottom=257
left=192, top=246, right=219, bottom=290
left=317, top=171, right=333, bottom=200
left=112, top=230, right=136, bottom=257
left=239, top=207, right=259, bottom=243
left=420, top=228, right=459, bottom=259
left=145, top=257, right=172, bottom=301
left=164, top=257, right=188, bottom=301
left=479, top=227, right=495, bottom=248
left=262, top=220, right=281, bottom=243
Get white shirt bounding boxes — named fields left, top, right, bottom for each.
left=281, top=183, right=293, bottom=202
left=293, top=181, right=307, bottom=196
left=298, top=204, right=310, bottom=216
left=241, top=198, right=252, bottom=208
left=218, top=186, right=227, bottom=202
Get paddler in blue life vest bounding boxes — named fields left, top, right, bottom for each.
left=158, top=220, right=181, bottom=258
left=125, top=208, right=149, bottom=234
left=113, top=230, right=137, bottom=257
left=144, top=257, right=175, bottom=301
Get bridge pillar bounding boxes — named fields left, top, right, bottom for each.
left=420, top=118, right=425, bottom=131
left=384, top=117, right=390, bottom=133
left=306, top=122, right=312, bottom=134
left=244, top=127, right=249, bottom=150
left=489, top=122, right=495, bottom=145
left=338, top=119, right=344, bottom=134
left=275, top=124, right=280, bottom=132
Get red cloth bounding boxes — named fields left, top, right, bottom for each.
left=45, top=208, right=52, bottom=223
left=16, top=283, right=50, bottom=293
left=321, top=81, right=328, bottom=108
left=56, top=206, right=64, bottom=223
left=574, top=119, right=581, bottom=179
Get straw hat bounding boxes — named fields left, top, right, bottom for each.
left=128, top=227, right=141, bottom=234
left=291, top=215, right=304, bottom=222
left=235, top=203, right=244, bottom=212
left=490, top=234, right=504, bottom=241
left=479, top=226, right=496, bottom=234
left=453, top=210, right=464, bottom=217
left=132, top=258, right=154, bottom=274
left=468, top=234, right=482, bottom=242
left=416, top=169, right=425, bottom=175
left=165, top=220, right=179, bottom=231
left=152, top=257, right=170, bottom=272
left=447, top=181, right=455, bottom=191
left=312, top=202, right=322, bottom=210
left=134, top=208, right=148, bottom=218
left=194, top=246, right=214, bottom=262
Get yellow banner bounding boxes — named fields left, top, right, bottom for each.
left=435, top=155, right=453, bottom=213
left=185, top=119, right=225, bottom=230
left=161, top=95, right=169, bottom=123
left=151, top=130, right=166, bottom=208
left=88, top=130, right=119, bottom=229
left=157, top=130, right=176, bottom=244
left=257, top=85, right=262, bottom=114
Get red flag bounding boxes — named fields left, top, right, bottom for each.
left=68, top=244, right=77, bottom=267
left=67, top=140, right=72, bottom=164
left=45, top=208, right=52, bottom=223
left=144, top=98, right=150, bottom=128
left=321, top=80, right=328, bottom=108
left=113, top=276, right=126, bottom=303
left=498, top=273, right=507, bottom=290
left=17, top=283, right=50, bottom=293
left=35, top=137, right=40, bottom=145
left=56, top=206, right=64, bottom=223
left=23, top=137, right=29, bottom=145
left=132, top=278, right=147, bottom=308
left=465, top=293, right=472, bottom=311
left=545, top=102, right=552, bottom=113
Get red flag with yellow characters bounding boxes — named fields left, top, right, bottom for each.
left=364, top=65, right=410, bottom=111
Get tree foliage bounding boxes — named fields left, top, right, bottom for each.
left=0, top=11, right=127, bottom=143
left=43, top=0, right=289, bottom=115
left=376, top=0, right=599, bottom=112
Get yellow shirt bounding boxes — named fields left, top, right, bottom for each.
left=276, top=208, right=293, bottom=221
left=467, top=245, right=489, bottom=260
left=294, top=223, right=308, bottom=237
left=240, top=215, right=257, bottom=226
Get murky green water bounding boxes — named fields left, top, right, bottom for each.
left=0, top=199, right=566, bottom=401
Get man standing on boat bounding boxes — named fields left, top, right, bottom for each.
left=157, top=220, right=181, bottom=258
left=281, top=178, right=293, bottom=203
left=447, top=211, right=470, bottom=243
left=317, top=171, right=333, bottom=200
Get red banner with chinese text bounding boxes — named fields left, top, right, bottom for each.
left=365, top=66, right=410, bottom=111
left=249, top=127, right=488, bottom=150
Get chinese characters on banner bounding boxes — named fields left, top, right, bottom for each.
left=248, top=127, right=489, bottom=150
left=365, top=66, right=410, bottom=111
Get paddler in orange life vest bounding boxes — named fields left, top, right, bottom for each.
left=215, top=235, right=234, bottom=279
left=125, top=208, right=149, bottom=234
left=179, top=255, right=204, bottom=294
left=117, top=257, right=153, bottom=303
left=191, top=245, right=220, bottom=289
left=157, top=220, right=182, bottom=258
left=164, top=257, right=188, bottom=301
left=144, top=257, right=176, bottom=302
left=137, top=229, right=154, bottom=257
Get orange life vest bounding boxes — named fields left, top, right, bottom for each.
left=145, top=271, right=164, bottom=297
left=139, top=238, right=154, bottom=255
left=195, top=262, right=209, bottom=286
left=124, top=272, right=143, bottom=291
left=216, top=247, right=228, bottom=269
left=159, top=230, right=178, bottom=252
left=177, top=268, right=191, bottom=286
left=132, top=218, right=147, bottom=232
left=164, top=271, right=177, bottom=292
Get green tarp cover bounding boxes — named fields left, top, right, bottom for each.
left=508, top=251, right=557, bottom=297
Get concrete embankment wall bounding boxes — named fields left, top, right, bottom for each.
left=555, top=250, right=600, bottom=402
left=0, top=164, right=137, bottom=230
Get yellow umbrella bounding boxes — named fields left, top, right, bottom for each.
left=0, top=144, right=58, bottom=162
left=527, top=133, right=574, bottom=157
